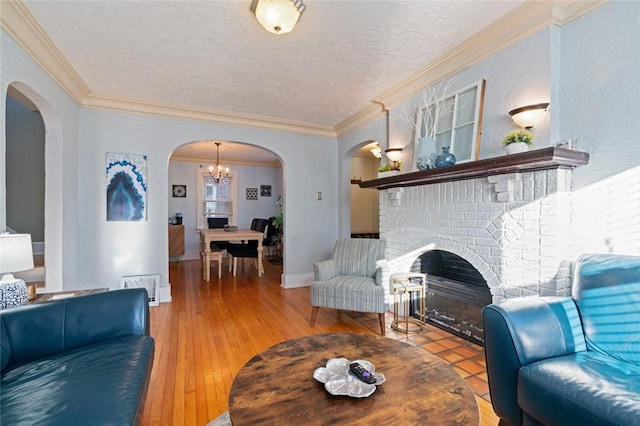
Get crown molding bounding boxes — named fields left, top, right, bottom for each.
left=551, top=0, right=609, bottom=25
left=370, top=0, right=609, bottom=112
left=335, top=102, right=386, bottom=138
left=82, top=94, right=337, bottom=138
left=1, top=0, right=335, bottom=138
left=0, top=0, right=89, bottom=104
left=3, top=0, right=607, bottom=140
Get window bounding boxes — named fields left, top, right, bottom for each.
left=412, top=80, right=485, bottom=170
left=197, top=172, right=234, bottom=228
left=203, top=175, right=231, bottom=217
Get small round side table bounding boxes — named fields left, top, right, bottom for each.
left=391, top=273, right=426, bottom=334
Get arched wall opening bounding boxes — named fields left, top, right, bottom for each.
left=4, top=82, right=64, bottom=292
left=167, top=139, right=284, bottom=270
left=347, top=140, right=381, bottom=239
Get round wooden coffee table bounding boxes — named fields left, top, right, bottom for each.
left=228, top=333, right=479, bottom=425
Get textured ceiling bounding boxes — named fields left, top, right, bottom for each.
left=20, top=0, right=524, bottom=163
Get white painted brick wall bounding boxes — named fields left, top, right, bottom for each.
left=380, top=169, right=575, bottom=302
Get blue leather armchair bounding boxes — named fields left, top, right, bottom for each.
left=483, top=254, right=640, bottom=426
left=1, top=289, right=155, bottom=425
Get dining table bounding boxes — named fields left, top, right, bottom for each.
left=199, top=228, right=265, bottom=279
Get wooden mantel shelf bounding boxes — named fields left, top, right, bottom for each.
left=359, top=147, right=590, bottom=190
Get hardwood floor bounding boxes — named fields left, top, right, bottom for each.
left=141, top=258, right=499, bottom=425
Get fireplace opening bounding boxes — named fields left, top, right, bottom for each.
left=410, top=250, right=492, bottom=346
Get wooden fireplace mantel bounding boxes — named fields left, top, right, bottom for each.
left=359, top=147, right=590, bottom=190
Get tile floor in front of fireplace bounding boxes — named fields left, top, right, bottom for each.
left=350, top=311, right=491, bottom=402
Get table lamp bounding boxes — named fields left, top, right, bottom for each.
left=0, top=233, right=34, bottom=309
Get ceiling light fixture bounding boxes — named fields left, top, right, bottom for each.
left=208, top=142, right=230, bottom=183
left=508, top=103, right=550, bottom=129
left=251, top=0, right=306, bottom=35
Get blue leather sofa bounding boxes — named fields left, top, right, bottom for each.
left=1, top=288, right=155, bottom=425
left=483, top=254, right=640, bottom=426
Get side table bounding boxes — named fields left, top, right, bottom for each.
left=29, top=288, right=109, bottom=304
left=391, top=273, right=426, bottom=333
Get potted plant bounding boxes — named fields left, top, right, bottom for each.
left=378, top=162, right=402, bottom=178
left=502, top=130, right=534, bottom=155
left=271, top=196, right=284, bottom=258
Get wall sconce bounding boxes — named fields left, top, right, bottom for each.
left=508, top=103, right=550, bottom=129
left=385, top=147, right=403, bottom=168
left=251, top=0, right=306, bottom=35
left=385, top=148, right=402, bottom=162
left=370, top=146, right=382, bottom=159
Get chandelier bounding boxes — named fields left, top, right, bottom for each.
left=251, top=0, right=306, bottom=35
left=208, top=142, right=230, bottom=183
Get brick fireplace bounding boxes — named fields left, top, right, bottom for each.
left=361, top=147, right=589, bottom=343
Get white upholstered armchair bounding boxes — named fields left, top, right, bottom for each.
left=310, top=238, right=389, bottom=335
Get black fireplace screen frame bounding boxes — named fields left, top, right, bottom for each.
left=411, top=250, right=492, bottom=346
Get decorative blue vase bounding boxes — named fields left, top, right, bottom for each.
left=435, top=147, right=456, bottom=168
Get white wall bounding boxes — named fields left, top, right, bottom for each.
left=168, top=159, right=283, bottom=260
left=560, top=1, right=640, bottom=256
left=77, top=108, right=336, bottom=294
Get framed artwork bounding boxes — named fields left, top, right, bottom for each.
left=172, top=184, right=187, bottom=198
left=246, top=187, right=258, bottom=200
left=106, top=152, right=147, bottom=221
left=260, top=185, right=272, bottom=197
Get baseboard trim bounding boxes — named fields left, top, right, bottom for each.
left=281, top=272, right=313, bottom=289
left=182, top=250, right=201, bottom=261
left=159, top=283, right=172, bottom=303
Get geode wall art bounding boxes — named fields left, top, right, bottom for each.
left=106, top=152, right=148, bottom=221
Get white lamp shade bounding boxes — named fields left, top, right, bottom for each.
left=0, top=234, right=34, bottom=274
left=254, top=0, right=303, bottom=34
left=385, top=148, right=403, bottom=162
left=509, top=103, right=549, bottom=129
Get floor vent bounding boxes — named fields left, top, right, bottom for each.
left=121, top=274, right=160, bottom=306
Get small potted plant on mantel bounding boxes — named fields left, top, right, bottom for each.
left=378, top=161, right=402, bottom=178
left=502, top=130, right=534, bottom=155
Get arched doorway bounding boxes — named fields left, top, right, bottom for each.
left=349, top=141, right=380, bottom=238
left=168, top=140, right=284, bottom=266
left=5, top=86, right=45, bottom=244
left=4, top=82, right=63, bottom=292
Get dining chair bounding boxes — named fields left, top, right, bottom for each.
left=226, top=218, right=268, bottom=276
left=207, top=217, right=230, bottom=251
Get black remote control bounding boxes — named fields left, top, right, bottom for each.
left=349, top=362, right=377, bottom=384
